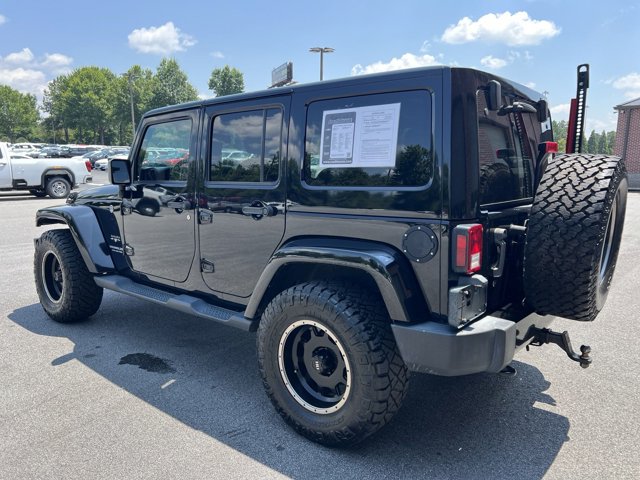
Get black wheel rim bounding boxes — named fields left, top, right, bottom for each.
left=42, top=251, right=63, bottom=303
left=599, top=187, right=622, bottom=285
left=278, top=320, right=351, bottom=414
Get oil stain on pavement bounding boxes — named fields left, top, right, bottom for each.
left=119, top=353, right=176, bottom=374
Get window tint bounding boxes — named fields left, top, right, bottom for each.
left=477, top=90, right=535, bottom=204
left=210, top=108, right=282, bottom=183
left=135, top=118, right=192, bottom=182
left=304, top=91, right=432, bottom=188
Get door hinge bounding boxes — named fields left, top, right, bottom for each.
left=199, top=209, right=214, bottom=224
left=201, top=259, right=215, bottom=273
left=124, top=244, right=135, bottom=256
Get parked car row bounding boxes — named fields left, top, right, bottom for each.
left=7, top=143, right=130, bottom=163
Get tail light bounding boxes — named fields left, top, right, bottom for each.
left=538, top=141, right=558, bottom=155
left=85, top=160, right=92, bottom=172
left=452, top=224, right=483, bottom=274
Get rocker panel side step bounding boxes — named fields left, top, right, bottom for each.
left=94, top=274, right=257, bottom=332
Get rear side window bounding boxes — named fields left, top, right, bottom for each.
left=477, top=90, right=535, bottom=204
left=209, top=108, right=282, bottom=183
left=303, top=90, right=433, bottom=188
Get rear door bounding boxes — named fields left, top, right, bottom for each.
left=198, top=95, right=289, bottom=298
left=121, top=109, right=199, bottom=283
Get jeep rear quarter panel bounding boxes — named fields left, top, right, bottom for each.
left=285, top=68, right=447, bottom=321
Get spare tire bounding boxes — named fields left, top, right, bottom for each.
left=524, top=154, right=627, bottom=321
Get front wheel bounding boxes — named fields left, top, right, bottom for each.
left=34, top=229, right=103, bottom=323
left=257, top=282, right=409, bottom=446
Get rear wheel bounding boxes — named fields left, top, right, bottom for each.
left=524, top=154, right=627, bottom=321
left=34, top=229, right=103, bottom=323
left=45, top=176, right=71, bottom=199
left=257, top=282, right=409, bottom=446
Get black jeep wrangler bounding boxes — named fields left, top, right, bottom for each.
left=33, top=67, right=628, bottom=446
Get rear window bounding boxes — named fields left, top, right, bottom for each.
left=477, top=90, right=536, bottom=204
left=303, top=90, right=433, bottom=188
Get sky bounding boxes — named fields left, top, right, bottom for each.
left=1, top=0, right=639, bottom=134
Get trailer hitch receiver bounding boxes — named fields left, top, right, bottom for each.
left=526, top=327, right=592, bottom=368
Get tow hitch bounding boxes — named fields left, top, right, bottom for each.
left=526, top=327, right=592, bottom=368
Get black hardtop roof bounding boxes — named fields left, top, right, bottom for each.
left=143, top=66, right=541, bottom=118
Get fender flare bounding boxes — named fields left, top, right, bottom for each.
left=245, top=238, right=428, bottom=322
left=41, top=168, right=76, bottom=187
left=36, top=205, right=115, bottom=273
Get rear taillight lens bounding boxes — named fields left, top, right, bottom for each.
left=85, top=160, right=92, bottom=172
left=538, top=141, right=558, bottom=155
left=452, top=224, right=483, bottom=274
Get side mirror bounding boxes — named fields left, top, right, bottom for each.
left=110, top=158, right=131, bottom=184
left=488, top=80, right=502, bottom=111
left=537, top=99, right=549, bottom=123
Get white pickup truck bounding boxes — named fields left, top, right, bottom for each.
left=0, top=142, right=92, bottom=198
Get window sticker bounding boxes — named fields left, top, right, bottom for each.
left=319, top=103, right=401, bottom=168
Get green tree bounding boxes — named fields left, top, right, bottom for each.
left=43, top=75, right=72, bottom=143
left=552, top=120, right=567, bottom=153
left=149, top=58, right=198, bottom=109
left=597, top=130, right=607, bottom=154
left=112, top=65, right=155, bottom=144
left=62, top=67, right=117, bottom=144
left=607, top=131, right=616, bottom=155
left=0, top=85, right=40, bottom=142
left=586, top=130, right=597, bottom=153
left=208, top=65, right=245, bottom=97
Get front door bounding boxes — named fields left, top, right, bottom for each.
left=199, top=96, right=290, bottom=298
left=122, top=110, right=199, bottom=283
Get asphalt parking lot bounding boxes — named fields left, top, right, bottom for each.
left=1, top=177, right=639, bottom=479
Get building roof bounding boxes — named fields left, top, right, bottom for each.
left=615, top=97, right=640, bottom=109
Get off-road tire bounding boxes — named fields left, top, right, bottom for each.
left=257, top=282, right=409, bottom=447
left=34, top=229, right=103, bottom=323
left=45, top=176, right=71, bottom=199
left=524, top=154, right=627, bottom=321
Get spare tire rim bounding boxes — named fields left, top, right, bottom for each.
left=599, top=188, right=621, bottom=285
left=42, top=250, right=63, bottom=303
left=278, top=320, right=351, bottom=414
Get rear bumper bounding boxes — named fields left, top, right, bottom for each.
left=391, top=311, right=553, bottom=376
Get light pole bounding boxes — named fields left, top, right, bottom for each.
left=309, top=47, right=334, bottom=81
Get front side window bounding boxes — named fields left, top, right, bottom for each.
left=209, top=108, right=282, bottom=183
left=303, top=91, right=433, bottom=188
left=136, top=118, right=192, bottom=182
left=477, top=90, right=535, bottom=204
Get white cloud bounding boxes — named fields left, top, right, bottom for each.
left=41, top=53, right=73, bottom=69
left=480, top=55, right=507, bottom=69
left=441, top=11, right=560, bottom=46
left=420, top=41, right=431, bottom=53
left=612, top=72, right=640, bottom=99
left=0, top=67, right=47, bottom=96
left=4, top=48, right=34, bottom=64
left=0, top=14, right=6, bottom=26
left=128, top=21, right=196, bottom=55
left=211, top=51, right=224, bottom=59
left=352, top=53, right=440, bottom=75
left=550, top=103, right=571, bottom=119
